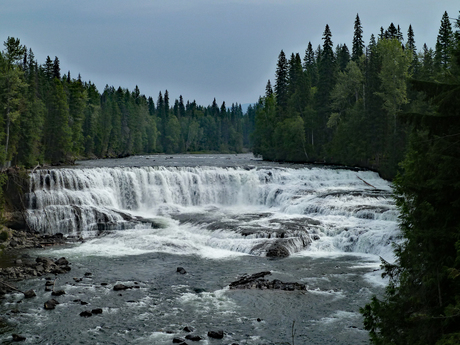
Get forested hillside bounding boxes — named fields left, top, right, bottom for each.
left=0, top=38, right=255, bottom=168
left=252, top=12, right=458, bottom=179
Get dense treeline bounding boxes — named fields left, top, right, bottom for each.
left=0, top=39, right=254, bottom=167
left=252, top=11, right=458, bottom=179
left=361, top=12, right=460, bottom=345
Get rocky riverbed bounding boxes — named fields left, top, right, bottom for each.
left=0, top=229, right=73, bottom=295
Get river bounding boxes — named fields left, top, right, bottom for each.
left=0, top=154, right=400, bottom=344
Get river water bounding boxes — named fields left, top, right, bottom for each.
left=0, top=154, right=400, bottom=344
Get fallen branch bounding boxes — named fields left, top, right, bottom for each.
left=0, top=280, right=24, bottom=294
left=357, top=176, right=376, bottom=189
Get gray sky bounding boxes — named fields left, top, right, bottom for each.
left=1, top=0, right=459, bottom=106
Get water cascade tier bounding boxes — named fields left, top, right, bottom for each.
left=26, top=166, right=400, bottom=258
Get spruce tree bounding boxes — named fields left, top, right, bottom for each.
left=352, top=14, right=364, bottom=61
left=315, top=24, right=336, bottom=151
left=275, top=50, right=289, bottom=117
left=435, top=11, right=453, bottom=69
left=53, top=56, right=60, bottom=80
left=303, top=42, right=318, bottom=86
left=265, top=80, right=273, bottom=97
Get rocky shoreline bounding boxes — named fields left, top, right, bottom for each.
left=0, top=229, right=74, bottom=296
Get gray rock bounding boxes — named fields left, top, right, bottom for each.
left=23, top=289, right=36, bottom=298
left=44, top=299, right=59, bottom=310
left=12, top=333, right=26, bottom=342
left=79, top=310, right=92, bottom=317
left=207, top=330, right=224, bottom=339
left=176, top=267, right=187, bottom=274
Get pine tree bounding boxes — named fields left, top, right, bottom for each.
left=406, top=25, right=416, bottom=56
left=303, top=42, right=318, bottom=86
left=44, top=78, right=72, bottom=163
left=352, top=14, right=364, bottom=61
left=0, top=37, right=27, bottom=164
left=44, top=56, right=53, bottom=80
left=314, top=24, right=336, bottom=152
left=53, top=56, right=60, bottom=80
left=265, top=80, right=273, bottom=97
left=385, top=23, right=398, bottom=39
left=336, top=44, right=350, bottom=72
left=275, top=50, right=289, bottom=117
left=435, top=11, right=453, bottom=69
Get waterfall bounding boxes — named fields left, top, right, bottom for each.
left=25, top=166, right=400, bottom=257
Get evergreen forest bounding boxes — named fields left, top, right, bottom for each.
left=0, top=39, right=255, bottom=168
left=252, top=11, right=459, bottom=180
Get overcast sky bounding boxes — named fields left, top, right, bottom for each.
left=1, top=1, right=459, bottom=106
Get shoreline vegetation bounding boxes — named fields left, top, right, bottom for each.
left=0, top=8, right=458, bottom=345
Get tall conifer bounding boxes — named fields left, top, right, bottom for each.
left=352, top=14, right=364, bottom=61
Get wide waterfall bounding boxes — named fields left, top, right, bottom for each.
left=2, top=155, right=401, bottom=345
left=25, top=164, right=399, bottom=260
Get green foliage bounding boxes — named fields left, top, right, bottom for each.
left=361, top=35, right=460, bottom=344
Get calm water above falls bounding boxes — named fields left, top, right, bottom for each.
left=1, top=154, right=400, bottom=344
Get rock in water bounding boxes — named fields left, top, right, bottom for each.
left=12, top=333, right=26, bottom=341
left=185, top=334, right=202, bottom=341
left=51, top=290, right=65, bottom=296
left=79, top=310, right=92, bottom=317
left=44, top=299, right=59, bottom=310
left=91, top=308, right=103, bottom=314
left=113, top=284, right=129, bottom=291
left=23, top=289, right=36, bottom=298
left=176, top=267, right=187, bottom=274
left=229, top=271, right=307, bottom=291
left=172, top=337, right=186, bottom=343
left=54, top=257, right=69, bottom=266
left=265, top=243, right=290, bottom=258
left=207, top=330, right=224, bottom=339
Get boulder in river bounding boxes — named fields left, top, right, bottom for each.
left=176, top=267, right=187, bottom=274
left=23, top=289, right=36, bottom=298
left=44, top=299, right=59, bottom=310
left=79, top=310, right=92, bottom=317
left=113, top=283, right=130, bottom=291
left=185, top=334, right=202, bottom=341
left=207, top=330, right=224, bottom=339
left=51, top=290, right=66, bottom=296
left=11, top=333, right=26, bottom=342
left=229, top=271, right=307, bottom=291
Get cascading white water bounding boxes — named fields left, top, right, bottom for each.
left=26, top=166, right=400, bottom=259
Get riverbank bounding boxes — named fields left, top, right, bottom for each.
left=0, top=229, right=71, bottom=295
